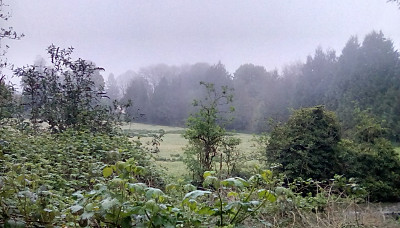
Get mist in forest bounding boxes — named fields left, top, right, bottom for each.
left=3, top=1, right=400, bottom=140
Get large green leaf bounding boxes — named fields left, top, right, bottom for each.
left=183, top=183, right=196, bottom=192
left=81, top=211, right=94, bottom=220
left=183, top=190, right=212, bottom=200
left=101, top=198, right=120, bottom=210
left=224, top=201, right=240, bottom=211
left=203, top=171, right=216, bottom=179
left=145, top=199, right=159, bottom=212
left=221, top=177, right=249, bottom=189
left=128, top=182, right=147, bottom=194
left=102, top=166, right=113, bottom=178
left=257, top=189, right=277, bottom=202
left=198, top=206, right=215, bottom=215
left=203, top=176, right=219, bottom=188
left=70, top=205, right=84, bottom=216
left=145, top=187, right=164, bottom=200
left=261, top=170, right=273, bottom=182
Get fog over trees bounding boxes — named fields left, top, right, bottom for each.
left=3, top=1, right=399, bottom=137
left=99, top=31, right=399, bottom=141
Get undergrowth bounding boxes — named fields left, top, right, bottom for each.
left=0, top=125, right=399, bottom=227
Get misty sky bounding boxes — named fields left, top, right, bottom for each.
left=4, top=0, right=400, bottom=80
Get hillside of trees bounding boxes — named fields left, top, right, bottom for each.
left=12, top=31, right=398, bottom=141
left=95, top=31, right=400, bottom=141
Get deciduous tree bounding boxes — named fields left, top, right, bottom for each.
left=183, top=82, right=238, bottom=182
left=15, top=45, right=119, bottom=132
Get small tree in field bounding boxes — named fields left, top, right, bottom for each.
left=183, top=82, right=239, bottom=181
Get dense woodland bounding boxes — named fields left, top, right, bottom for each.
left=98, top=31, right=400, bottom=141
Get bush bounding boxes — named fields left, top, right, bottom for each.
left=266, top=106, right=341, bottom=181
left=266, top=106, right=400, bottom=201
left=338, top=112, right=400, bottom=201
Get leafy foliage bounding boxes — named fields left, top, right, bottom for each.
left=66, top=167, right=365, bottom=227
left=183, top=82, right=239, bottom=181
left=266, top=106, right=341, bottom=180
left=266, top=105, right=400, bottom=202
left=0, top=77, right=14, bottom=120
left=14, top=45, right=126, bottom=133
left=0, top=122, right=396, bottom=227
left=338, top=112, right=400, bottom=201
left=0, top=126, right=165, bottom=226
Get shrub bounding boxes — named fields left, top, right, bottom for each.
left=266, top=106, right=341, bottom=181
left=338, top=112, right=400, bottom=201
left=183, top=82, right=239, bottom=182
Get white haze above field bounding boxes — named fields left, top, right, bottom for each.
left=3, top=0, right=400, bottom=84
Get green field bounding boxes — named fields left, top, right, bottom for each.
left=123, top=123, right=400, bottom=179
left=122, top=122, right=259, bottom=178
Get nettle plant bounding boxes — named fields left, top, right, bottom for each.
left=181, top=170, right=278, bottom=227
left=0, top=127, right=165, bottom=227
left=70, top=161, right=282, bottom=227
left=69, top=158, right=179, bottom=227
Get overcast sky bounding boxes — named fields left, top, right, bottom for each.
left=4, top=0, right=400, bottom=81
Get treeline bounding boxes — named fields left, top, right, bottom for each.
left=11, top=31, right=400, bottom=139
left=108, top=31, right=400, bottom=140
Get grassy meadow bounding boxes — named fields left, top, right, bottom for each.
left=121, top=122, right=259, bottom=178
left=122, top=122, right=400, bottom=180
